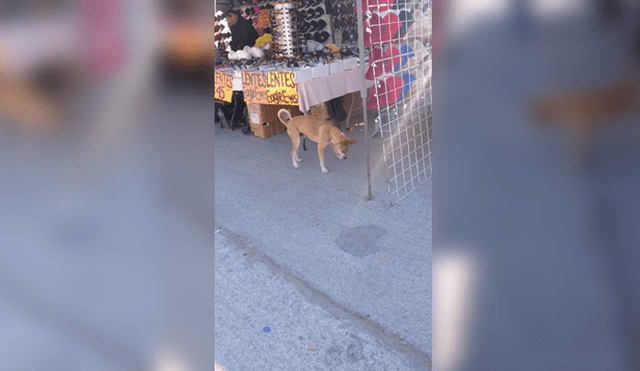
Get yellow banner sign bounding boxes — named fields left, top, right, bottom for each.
left=215, top=71, right=233, bottom=103
left=267, top=71, right=298, bottom=105
left=242, top=71, right=298, bottom=105
left=242, top=71, right=269, bottom=104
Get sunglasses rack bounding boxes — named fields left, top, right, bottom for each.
left=271, top=2, right=304, bottom=59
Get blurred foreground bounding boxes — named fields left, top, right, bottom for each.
left=434, top=0, right=640, bottom=370
left=0, top=1, right=214, bottom=370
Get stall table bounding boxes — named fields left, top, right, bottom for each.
left=216, top=63, right=369, bottom=137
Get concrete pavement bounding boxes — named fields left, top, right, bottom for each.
left=214, top=114, right=432, bottom=370
left=215, top=227, right=427, bottom=370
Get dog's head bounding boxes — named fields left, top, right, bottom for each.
left=335, top=138, right=356, bottom=159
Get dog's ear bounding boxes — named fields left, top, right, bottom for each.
left=347, top=139, right=357, bottom=145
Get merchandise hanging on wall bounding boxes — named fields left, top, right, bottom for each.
left=331, top=0, right=358, bottom=46
left=361, top=0, right=432, bottom=205
left=296, top=0, right=332, bottom=44
left=215, top=10, right=233, bottom=51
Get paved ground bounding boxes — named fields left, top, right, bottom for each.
left=214, top=111, right=432, bottom=370
left=214, top=228, right=426, bottom=371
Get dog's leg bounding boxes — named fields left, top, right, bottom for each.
left=294, top=135, right=303, bottom=163
left=318, top=142, right=328, bottom=173
left=290, top=133, right=301, bottom=168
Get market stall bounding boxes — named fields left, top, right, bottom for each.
left=215, top=63, right=365, bottom=133
left=215, top=0, right=365, bottom=137
left=214, top=0, right=431, bottom=204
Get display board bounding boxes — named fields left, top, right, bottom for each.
left=363, top=0, right=432, bottom=204
left=215, top=71, right=234, bottom=102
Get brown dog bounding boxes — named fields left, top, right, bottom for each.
left=0, top=75, right=60, bottom=138
left=531, top=80, right=638, bottom=159
left=277, top=109, right=356, bottom=173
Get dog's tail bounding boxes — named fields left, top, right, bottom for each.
left=277, top=109, right=293, bottom=125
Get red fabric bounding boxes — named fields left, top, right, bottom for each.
left=75, top=0, right=127, bottom=78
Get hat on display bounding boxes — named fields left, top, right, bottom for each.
left=393, top=9, right=415, bottom=40
left=308, top=20, right=318, bottom=32
left=299, top=21, right=311, bottom=33
left=365, top=46, right=401, bottom=80
left=313, top=31, right=330, bottom=43
left=306, top=8, right=316, bottom=20
left=390, top=0, right=407, bottom=10
left=349, top=30, right=358, bottom=44
left=361, top=0, right=394, bottom=13
left=314, top=19, right=327, bottom=32
left=341, top=30, right=350, bottom=42
left=366, top=76, right=404, bottom=109
left=363, top=12, right=401, bottom=47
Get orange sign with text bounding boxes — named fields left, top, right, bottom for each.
left=242, top=71, right=269, bottom=104
left=215, top=71, right=233, bottom=103
left=267, top=71, right=298, bottom=105
left=242, top=71, right=298, bottom=105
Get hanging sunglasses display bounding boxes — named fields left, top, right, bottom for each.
left=271, top=2, right=305, bottom=59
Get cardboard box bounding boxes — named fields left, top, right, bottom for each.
left=310, top=102, right=331, bottom=120
left=308, top=91, right=364, bottom=127
left=247, top=103, right=303, bottom=138
left=342, top=91, right=363, bottom=127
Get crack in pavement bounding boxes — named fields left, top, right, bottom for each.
left=215, top=223, right=432, bottom=371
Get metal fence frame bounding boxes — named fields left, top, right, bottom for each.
left=357, top=0, right=432, bottom=205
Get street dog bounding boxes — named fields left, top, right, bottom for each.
left=0, top=75, right=60, bottom=138
left=277, top=109, right=356, bottom=173
left=531, top=80, right=638, bottom=159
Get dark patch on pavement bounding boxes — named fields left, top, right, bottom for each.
left=346, top=342, right=365, bottom=363
left=324, top=344, right=344, bottom=367
left=335, top=225, right=387, bottom=257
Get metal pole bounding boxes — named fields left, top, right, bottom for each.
left=356, top=0, right=372, bottom=201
